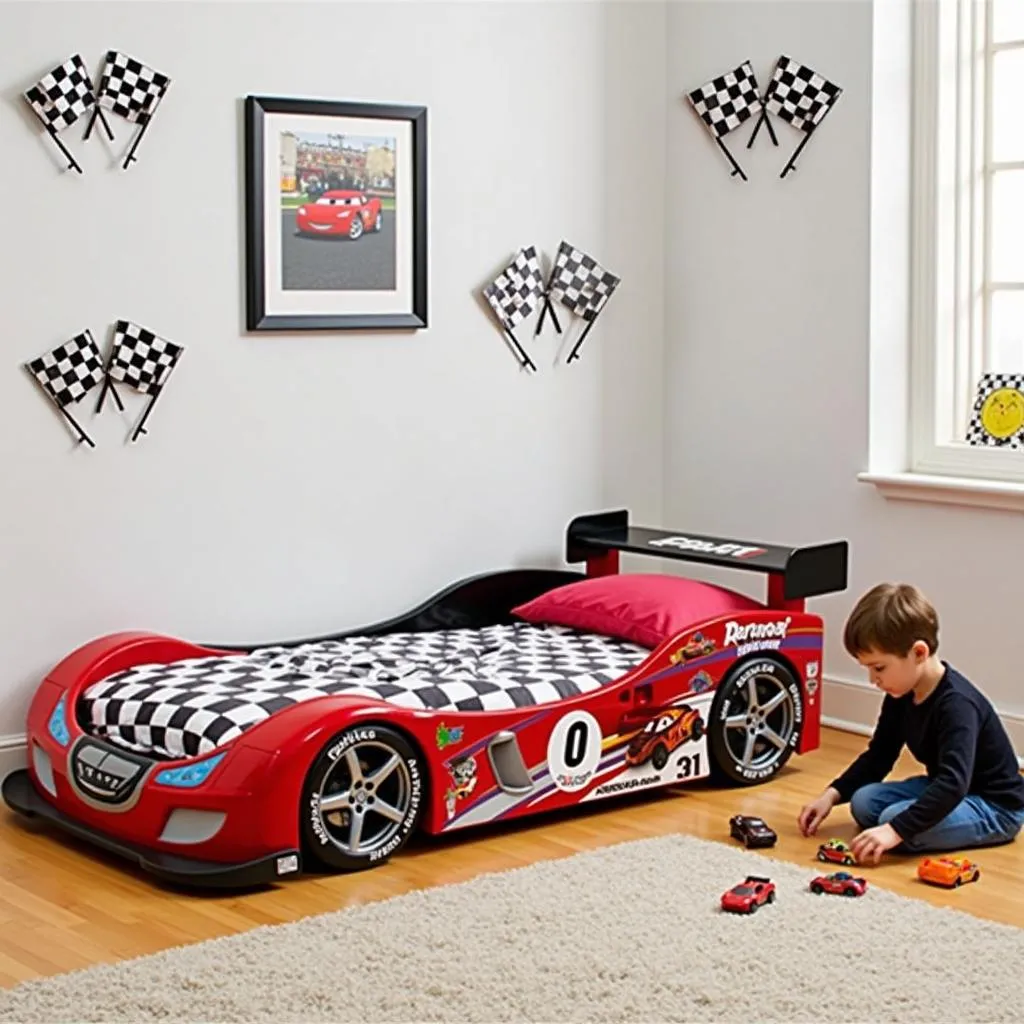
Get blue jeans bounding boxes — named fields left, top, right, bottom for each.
left=850, top=776, right=1024, bottom=853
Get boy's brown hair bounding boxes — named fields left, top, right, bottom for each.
left=843, top=583, right=940, bottom=657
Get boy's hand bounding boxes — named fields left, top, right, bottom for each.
left=851, top=823, right=901, bottom=865
left=798, top=788, right=839, bottom=836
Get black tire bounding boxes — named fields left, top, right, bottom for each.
left=811, top=883, right=823, bottom=894
left=652, top=744, right=669, bottom=770
left=708, top=655, right=804, bottom=785
left=300, top=723, right=425, bottom=872
left=691, top=717, right=705, bottom=741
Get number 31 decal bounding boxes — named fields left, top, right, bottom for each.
left=547, top=710, right=603, bottom=792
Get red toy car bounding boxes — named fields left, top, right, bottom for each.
left=721, top=875, right=776, bottom=913
left=295, top=190, right=382, bottom=240
left=2, top=509, right=846, bottom=888
left=810, top=870, right=867, bottom=896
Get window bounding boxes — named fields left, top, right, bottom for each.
left=910, top=0, right=1024, bottom=484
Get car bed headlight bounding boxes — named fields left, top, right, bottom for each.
left=47, top=694, right=70, bottom=747
left=155, top=752, right=226, bottom=788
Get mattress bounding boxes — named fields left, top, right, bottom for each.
left=79, top=623, right=651, bottom=761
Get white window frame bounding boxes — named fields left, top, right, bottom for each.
left=909, top=0, right=1024, bottom=485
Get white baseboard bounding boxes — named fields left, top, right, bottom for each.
left=0, top=734, right=27, bottom=781
left=821, top=675, right=1024, bottom=769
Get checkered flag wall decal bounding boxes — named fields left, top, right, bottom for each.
left=966, top=373, right=1024, bottom=449
left=24, top=331, right=106, bottom=447
left=752, top=55, right=842, bottom=177
left=482, top=246, right=544, bottom=371
left=547, top=241, right=620, bottom=363
left=23, top=54, right=96, bottom=173
left=99, top=320, right=184, bottom=441
left=85, top=50, right=171, bottom=168
left=686, top=61, right=764, bottom=181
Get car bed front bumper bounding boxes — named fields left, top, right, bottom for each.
left=2, top=769, right=301, bottom=889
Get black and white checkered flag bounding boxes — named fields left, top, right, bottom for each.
left=687, top=61, right=764, bottom=181
left=24, top=331, right=106, bottom=447
left=99, top=320, right=184, bottom=441
left=24, top=55, right=96, bottom=173
left=85, top=51, right=170, bottom=168
left=483, top=247, right=543, bottom=371
left=753, top=56, right=842, bottom=177
left=546, top=241, right=620, bottom=364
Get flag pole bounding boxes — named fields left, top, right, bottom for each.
left=715, top=138, right=747, bottom=181
left=42, top=124, right=82, bottom=174
left=746, top=109, right=778, bottom=149
left=503, top=328, right=536, bottom=372
left=131, top=392, right=160, bottom=441
left=780, top=129, right=814, bottom=178
left=27, top=373, right=95, bottom=447
left=83, top=104, right=115, bottom=142
left=566, top=316, right=601, bottom=364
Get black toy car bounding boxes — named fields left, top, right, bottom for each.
left=729, top=814, right=778, bottom=848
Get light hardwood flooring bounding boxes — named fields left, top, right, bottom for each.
left=0, top=726, right=1020, bottom=988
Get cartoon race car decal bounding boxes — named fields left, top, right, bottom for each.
left=2, top=509, right=847, bottom=888
left=295, top=190, right=383, bottom=240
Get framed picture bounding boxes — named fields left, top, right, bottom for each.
left=244, top=95, right=428, bottom=331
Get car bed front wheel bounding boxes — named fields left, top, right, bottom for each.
left=301, top=724, right=425, bottom=872
left=707, top=655, right=803, bottom=785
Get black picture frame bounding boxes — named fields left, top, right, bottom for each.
left=244, top=95, right=428, bottom=332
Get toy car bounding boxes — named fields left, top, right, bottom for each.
left=729, top=814, right=777, bottom=848
left=294, top=190, right=383, bottom=240
left=917, top=856, right=981, bottom=888
left=817, top=838, right=857, bottom=865
left=810, top=870, right=867, bottom=896
left=721, top=875, right=776, bottom=913
left=1, top=509, right=846, bottom=888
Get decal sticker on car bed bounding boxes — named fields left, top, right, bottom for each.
left=436, top=722, right=464, bottom=750
left=547, top=710, right=603, bottom=792
left=444, top=756, right=478, bottom=819
left=724, top=617, right=792, bottom=656
left=646, top=535, right=768, bottom=558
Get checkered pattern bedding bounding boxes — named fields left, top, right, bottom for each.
left=80, top=623, right=650, bottom=761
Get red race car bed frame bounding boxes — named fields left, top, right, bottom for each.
left=2, top=509, right=847, bottom=888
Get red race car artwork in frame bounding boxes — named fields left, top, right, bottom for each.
left=2, top=509, right=847, bottom=889
left=294, top=190, right=383, bottom=240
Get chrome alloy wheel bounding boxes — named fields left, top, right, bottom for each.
left=720, top=667, right=797, bottom=775
left=316, top=739, right=415, bottom=858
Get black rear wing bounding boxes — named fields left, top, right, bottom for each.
left=566, top=509, right=848, bottom=602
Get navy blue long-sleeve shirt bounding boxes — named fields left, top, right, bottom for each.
left=830, top=663, right=1024, bottom=840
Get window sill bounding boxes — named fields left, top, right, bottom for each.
left=858, top=471, right=1024, bottom=513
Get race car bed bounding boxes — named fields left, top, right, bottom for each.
left=3, top=509, right=848, bottom=889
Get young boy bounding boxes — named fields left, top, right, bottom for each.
left=798, top=582, right=1024, bottom=865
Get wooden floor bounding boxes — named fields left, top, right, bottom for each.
left=0, top=726, right=1021, bottom=988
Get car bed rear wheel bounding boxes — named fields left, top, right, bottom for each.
left=300, top=724, right=424, bottom=872
left=708, top=655, right=803, bottom=785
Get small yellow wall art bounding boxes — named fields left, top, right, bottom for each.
left=967, top=373, right=1024, bottom=448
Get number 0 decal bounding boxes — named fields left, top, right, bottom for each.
left=547, top=710, right=602, bottom=792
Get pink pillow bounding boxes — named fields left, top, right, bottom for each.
left=511, top=573, right=764, bottom=648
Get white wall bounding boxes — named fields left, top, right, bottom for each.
left=665, top=0, right=1024, bottom=746
left=0, top=1, right=667, bottom=742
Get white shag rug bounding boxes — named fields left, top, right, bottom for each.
left=2, top=832, right=1022, bottom=1023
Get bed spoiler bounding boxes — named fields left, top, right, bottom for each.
left=565, top=509, right=848, bottom=603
